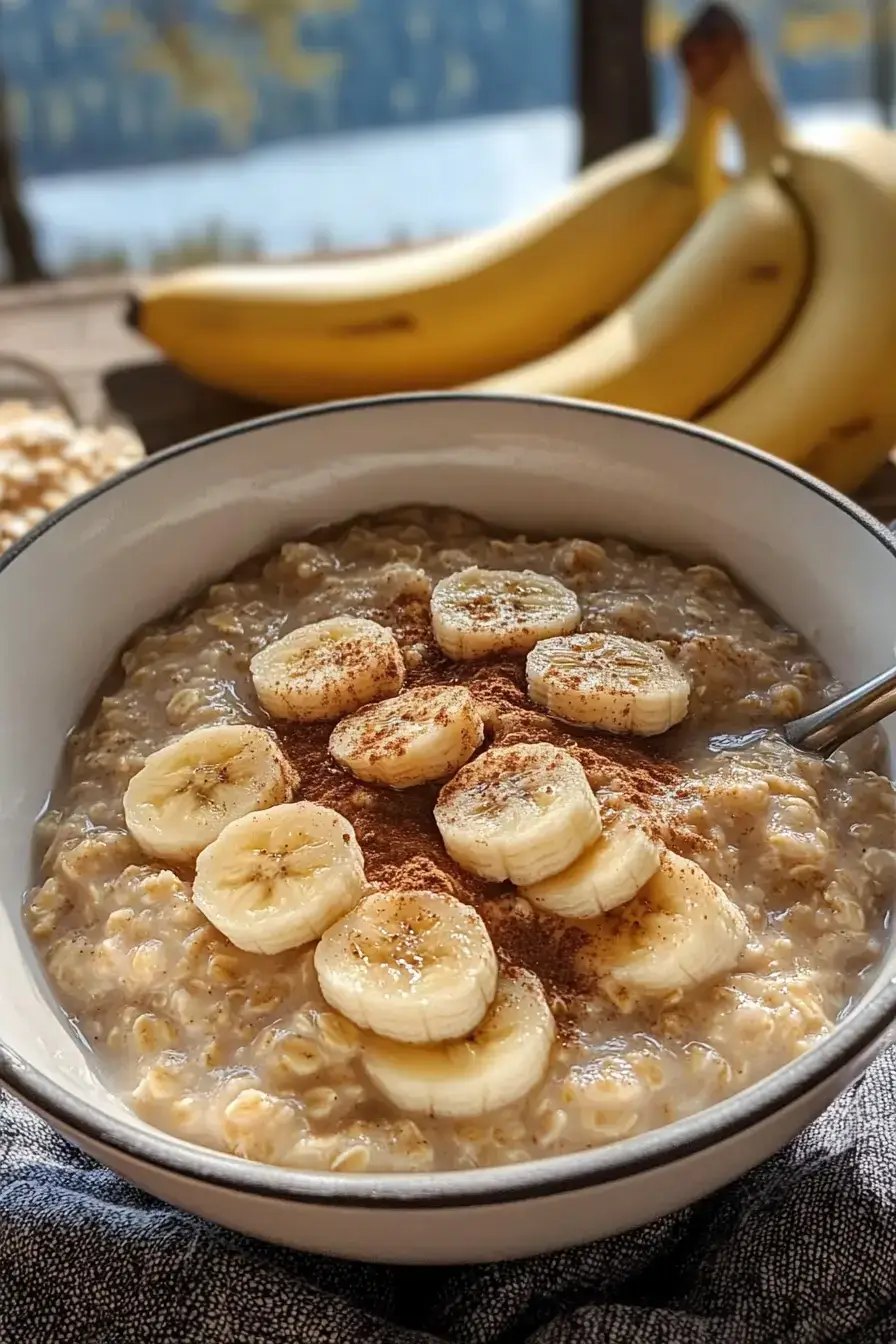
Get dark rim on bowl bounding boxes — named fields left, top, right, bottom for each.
left=3, top=392, right=896, bottom=1209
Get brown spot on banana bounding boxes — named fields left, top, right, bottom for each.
left=831, top=415, right=874, bottom=440
left=746, top=263, right=782, bottom=282
left=332, top=314, right=418, bottom=337
left=563, top=311, right=608, bottom=342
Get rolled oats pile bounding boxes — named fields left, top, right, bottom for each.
left=0, top=401, right=144, bottom=553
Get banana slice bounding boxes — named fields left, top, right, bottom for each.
left=527, top=632, right=690, bottom=735
left=192, top=801, right=366, bottom=954
left=580, top=850, right=749, bottom=1000
left=434, top=742, right=601, bottom=886
left=361, top=969, right=555, bottom=1118
left=431, top=567, right=580, bottom=660
left=328, top=685, right=484, bottom=789
left=250, top=617, right=405, bottom=722
left=522, top=818, right=662, bottom=919
left=314, top=888, right=497, bottom=1043
left=123, top=723, right=296, bottom=863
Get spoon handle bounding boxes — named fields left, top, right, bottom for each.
left=783, top=664, right=896, bottom=758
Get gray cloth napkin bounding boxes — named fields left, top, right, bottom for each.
left=3, top=1046, right=896, bottom=1344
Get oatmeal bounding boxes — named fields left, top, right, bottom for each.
left=25, top=507, right=895, bottom=1174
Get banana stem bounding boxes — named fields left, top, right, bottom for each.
left=678, top=5, right=788, bottom=173
left=709, top=57, right=787, bottom=172
left=668, top=92, right=727, bottom=207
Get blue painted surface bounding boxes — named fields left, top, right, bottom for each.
left=3, top=0, right=572, bottom=176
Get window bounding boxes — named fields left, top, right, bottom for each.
left=2, top=1, right=892, bottom=278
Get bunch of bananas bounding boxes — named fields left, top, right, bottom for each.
left=128, top=5, right=896, bottom=494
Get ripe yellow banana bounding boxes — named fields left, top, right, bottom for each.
left=687, top=9, right=896, bottom=488
left=471, top=158, right=809, bottom=418
left=128, top=96, right=725, bottom=404
left=802, top=368, right=896, bottom=494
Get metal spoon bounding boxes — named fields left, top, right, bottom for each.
left=708, top=664, right=896, bottom=759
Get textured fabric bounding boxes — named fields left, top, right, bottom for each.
left=4, top=1050, right=896, bottom=1344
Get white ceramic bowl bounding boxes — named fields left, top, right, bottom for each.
left=2, top=393, right=896, bottom=1265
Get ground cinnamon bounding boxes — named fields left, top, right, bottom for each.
left=274, top=595, right=704, bottom=1004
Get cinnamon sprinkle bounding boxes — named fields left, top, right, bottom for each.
left=273, top=594, right=705, bottom=1004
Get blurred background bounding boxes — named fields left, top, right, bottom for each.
left=1, top=0, right=894, bottom=285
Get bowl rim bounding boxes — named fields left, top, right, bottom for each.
left=3, top=390, right=896, bottom=1210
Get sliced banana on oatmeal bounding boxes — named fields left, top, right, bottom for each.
left=430, top=567, right=580, bottom=660
left=522, top=818, right=662, bottom=919
left=314, top=888, right=498, bottom=1043
left=250, top=616, right=405, bottom=721
left=123, top=723, right=296, bottom=863
left=434, top=742, right=602, bottom=886
left=192, top=801, right=366, bottom=954
left=361, top=969, right=555, bottom=1117
left=580, top=850, right=749, bottom=1000
left=526, top=632, right=690, bottom=735
left=329, top=685, right=484, bottom=789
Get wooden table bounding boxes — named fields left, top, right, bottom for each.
left=4, top=274, right=896, bottom=523
left=1, top=275, right=271, bottom=452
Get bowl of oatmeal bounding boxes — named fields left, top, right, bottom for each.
left=2, top=392, right=896, bottom=1264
